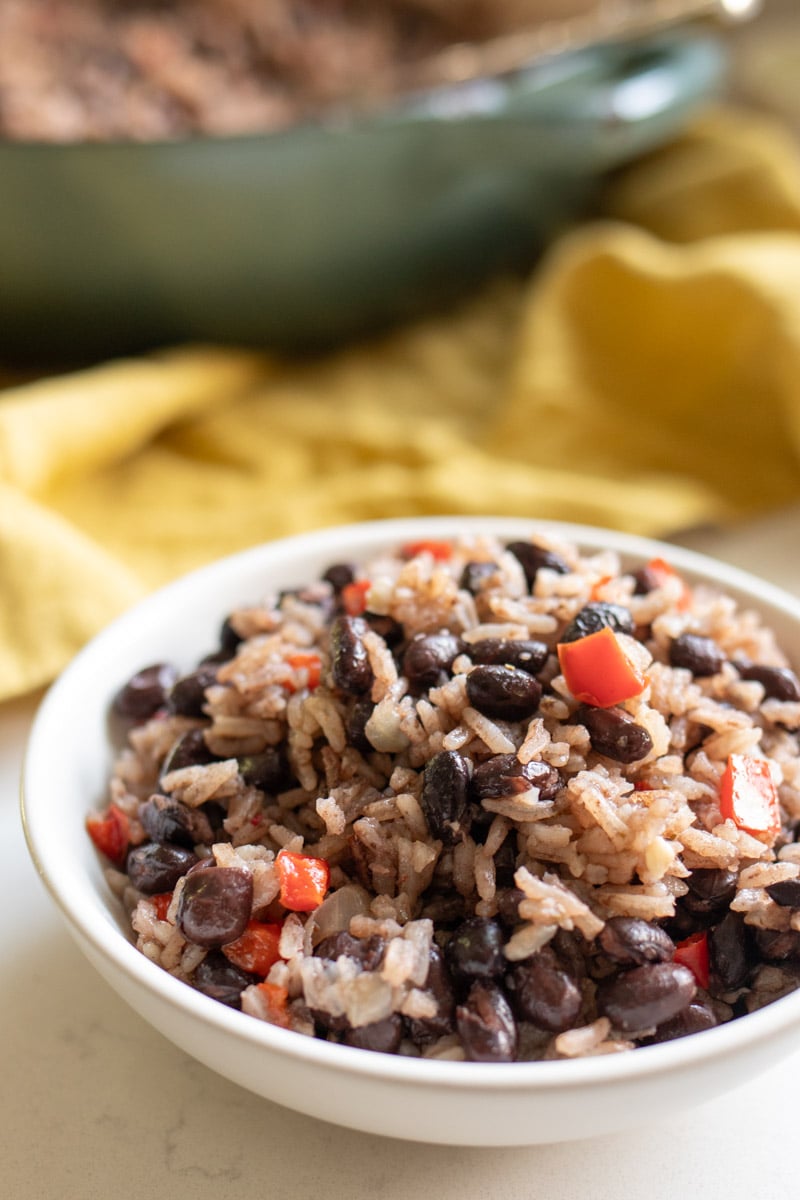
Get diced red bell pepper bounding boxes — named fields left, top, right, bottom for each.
left=557, top=626, right=647, bottom=708
left=673, top=931, right=710, bottom=990
left=640, top=557, right=691, bottom=611
left=86, top=804, right=130, bottom=867
left=400, top=539, right=453, bottom=562
left=719, top=754, right=781, bottom=840
left=341, top=579, right=371, bottom=616
left=276, top=850, right=330, bottom=912
left=285, top=652, right=321, bottom=691
left=152, top=892, right=173, bottom=921
left=254, top=981, right=291, bottom=1028
left=589, top=575, right=614, bottom=602
left=223, top=919, right=283, bottom=976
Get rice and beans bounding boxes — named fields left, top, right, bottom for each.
left=86, top=532, right=800, bottom=1063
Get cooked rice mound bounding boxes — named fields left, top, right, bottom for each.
left=93, top=532, right=800, bottom=1062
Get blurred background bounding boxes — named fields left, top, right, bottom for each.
left=727, top=0, right=798, bottom=130
left=0, top=0, right=787, bottom=363
left=1, top=0, right=800, bottom=695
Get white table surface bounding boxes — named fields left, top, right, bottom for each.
left=4, top=509, right=800, bottom=1199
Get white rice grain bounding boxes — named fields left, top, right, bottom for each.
left=554, top=1018, right=613, bottom=1058
left=461, top=706, right=516, bottom=754
left=316, top=795, right=347, bottom=836
left=160, top=758, right=240, bottom=807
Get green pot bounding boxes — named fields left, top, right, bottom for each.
left=0, top=30, right=724, bottom=363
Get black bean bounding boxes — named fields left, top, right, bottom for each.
left=312, top=1007, right=351, bottom=1035
left=733, top=660, right=800, bottom=702
left=330, top=615, right=374, bottom=695
left=363, top=613, right=404, bottom=647
left=344, top=1014, right=403, bottom=1054
left=193, top=950, right=256, bottom=1009
left=686, top=868, right=738, bottom=903
left=459, top=561, right=498, bottom=595
left=708, top=912, right=753, bottom=993
left=162, top=729, right=217, bottom=775
left=598, top=917, right=675, bottom=966
left=199, top=802, right=227, bottom=841
left=167, top=665, right=219, bottom=718
left=112, top=663, right=177, bottom=721
left=421, top=750, right=472, bottom=845
left=560, top=602, right=634, bottom=644
left=199, top=649, right=233, bottom=667
left=177, top=867, right=253, bottom=948
left=495, top=886, right=525, bottom=928
left=632, top=564, right=665, bottom=595
left=315, top=932, right=386, bottom=972
left=456, top=981, right=518, bottom=1062
left=492, top=840, right=519, bottom=890
left=574, top=706, right=653, bottom=764
left=507, top=541, right=570, bottom=589
left=471, top=755, right=562, bottom=803
left=420, top=892, right=469, bottom=927
left=466, top=665, right=542, bottom=722
left=322, top=562, right=355, bottom=593
left=597, top=962, right=695, bottom=1032
left=446, top=918, right=505, bottom=984
left=505, top=950, right=582, bottom=1032
left=237, top=747, right=293, bottom=794
left=346, top=698, right=375, bottom=753
left=683, top=868, right=737, bottom=918
left=754, top=928, right=800, bottom=962
left=669, top=633, right=726, bottom=677
left=219, top=617, right=243, bottom=656
left=313, top=928, right=349, bottom=955
left=186, top=857, right=219, bottom=876
left=647, top=1001, right=718, bottom=1044
left=469, top=638, right=549, bottom=674
left=139, top=794, right=214, bottom=849
left=406, top=943, right=456, bottom=1044
left=402, top=633, right=463, bottom=692
left=664, top=902, right=709, bottom=942
left=766, top=879, right=800, bottom=908
left=126, top=842, right=198, bottom=895
left=551, top=929, right=589, bottom=981
left=468, top=804, right=494, bottom=843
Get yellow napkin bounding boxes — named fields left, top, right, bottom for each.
left=3, top=106, right=800, bottom=703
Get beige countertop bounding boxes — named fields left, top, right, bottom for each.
left=3, top=507, right=800, bottom=1199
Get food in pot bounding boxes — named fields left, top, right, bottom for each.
left=0, top=0, right=603, bottom=142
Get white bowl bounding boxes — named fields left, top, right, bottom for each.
left=21, top=516, right=800, bottom=1146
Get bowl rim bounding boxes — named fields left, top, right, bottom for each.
left=21, top=515, right=800, bottom=1092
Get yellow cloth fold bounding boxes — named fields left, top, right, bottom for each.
left=0, top=346, right=272, bottom=493
left=3, top=106, right=800, bottom=701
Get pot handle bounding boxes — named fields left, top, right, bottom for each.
left=509, top=30, right=727, bottom=169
